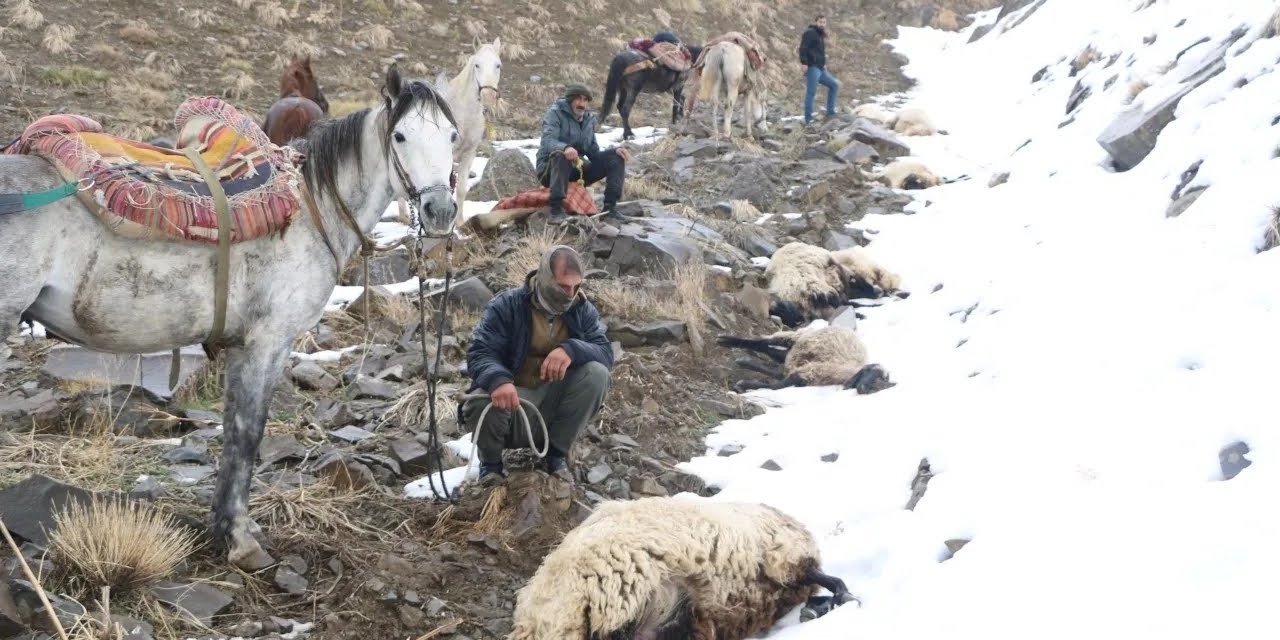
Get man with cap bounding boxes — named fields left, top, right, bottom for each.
left=462, top=244, right=614, bottom=482
left=535, top=83, right=632, bottom=224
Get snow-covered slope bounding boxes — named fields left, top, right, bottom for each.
left=681, top=1, right=1280, bottom=638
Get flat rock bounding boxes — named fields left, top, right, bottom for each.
left=292, top=361, right=339, bottom=392
left=846, top=118, right=911, bottom=158
left=1165, top=186, right=1206, bottom=218
left=586, top=464, right=612, bottom=484
left=150, top=581, right=234, bottom=626
left=343, top=250, right=414, bottom=287
left=0, top=581, right=25, bottom=637
left=629, top=476, right=668, bottom=497
left=443, top=276, right=494, bottom=312
left=834, top=140, right=879, bottom=165
left=171, top=464, right=215, bottom=485
left=605, top=232, right=700, bottom=279
left=389, top=438, right=435, bottom=477
left=352, top=376, right=399, bottom=400
left=331, top=425, right=375, bottom=443
left=606, top=320, right=687, bottom=348
left=41, top=344, right=207, bottom=401
left=1219, top=440, right=1252, bottom=481
left=258, top=434, right=308, bottom=466
left=0, top=474, right=103, bottom=546
left=676, top=138, right=729, bottom=159
left=312, top=451, right=377, bottom=491
left=274, top=566, right=308, bottom=595
left=0, top=390, right=59, bottom=423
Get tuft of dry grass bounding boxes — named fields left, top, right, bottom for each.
left=606, top=35, right=629, bottom=51
left=559, top=62, right=595, bottom=83
left=498, top=227, right=567, bottom=288
left=118, top=20, right=160, bottom=46
left=362, top=0, right=389, bottom=15
left=463, top=16, right=487, bottom=38
left=391, top=0, right=424, bottom=11
left=6, top=0, right=43, bottom=30
left=43, top=66, right=110, bottom=88
left=231, top=0, right=255, bottom=8
left=110, top=80, right=169, bottom=112
left=526, top=1, right=552, bottom=20
left=306, top=3, right=335, bottom=25
left=589, top=260, right=706, bottom=345
left=429, top=22, right=449, bottom=37
left=383, top=381, right=460, bottom=432
left=1261, top=206, right=1280, bottom=253
left=330, top=98, right=371, bottom=116
left=49, top=496, right=200, bottom=596
left=248, top=478, right=391, bottom=550
left=221, top=69, right=256, bottom=100
left=182, top=8, right=215, bottom=28
left=42, top=24, right=76, bottom=54
left=357, top=24, right=394, bottom=50
left=279, top=34, right=322, bottom=64
left=255, top=0, right=289, bottom=27
left=664, top=0, right=705, bottom=13
left=623, top=174, right=674, bottom=200
left=0, top=51, right=13, bottom=83
left=652, top=7, right=672, bottom=27
left=1266, top=6, right=1280, bottom=39
left=503, top=41, right=533, bottom=61
left=88, top=43, right=125, bottom=65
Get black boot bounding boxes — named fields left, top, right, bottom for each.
left=547, top=204, right=567, bottom=224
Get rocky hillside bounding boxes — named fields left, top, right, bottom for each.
left=0, top=0, right=997, bottom=141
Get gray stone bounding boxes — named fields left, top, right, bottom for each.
left=162, top=439, right=210, bottom=465
left=0, top=474, right=105, bottom=546
left=129, top=475, right=167, bottom=501
left=150, top=580, right=234, bottom=626
left=180, top=409, right=223, bottom=428
left=312, top=451, right=377, bottom=491
left=352, top=376, right=399, bottom=400
left=258, top=434, right=308, bottom=466
left=292, top=361, right=339, bottom=392
left=967, top=22, right=995, bottom=43
left=1165, top=186, right=1206, bottom=218
left=675, top=139, right=729, bottom=159
left=606, top=320, right=687, bottom=348
left=586, top=464, right=612, bottom=484
left=630, top=476, right=668, bottom=497
left=760, top=459, right=783, bottom=471
left=725, top=163, right=779, bottom=211
left=342, top=250, right=414, bottom=286
left=847, top=118, right=911, bottom=159
left=469, top=148, right=540, bottom=201
left=941, top=538, right=971, bottom=561
left=331, top=425, right=375, bottom=443
left=0, top=389, right=58, bottom=423
left=717, top=444, right=744, bottom=457
left=834, top=140, right=879, bottom=165
left=905, top=458, right=932, bottom=511
left=390, top=438, right=435, bottom=477
left=821, top=452, right=839, bottom=462
left=1219, top=440, right=1252, bottom=481
left=444, top=277, right=494, bottom=312
left=274, top=566, right=308, bottom=595
left=829, top=307, right=860, bottom=330
left=171, top=465, right=215, bottom=485
left=1097, top=32, right=1242, bottom=170
left=113, top=615, right=154, bottom=640
left=0, top=581, right=25, bottom=637
left=41, top=344, right=207, bottom=401
left=605, top=233, right=700, bottom=278
left=426, top=596, right=447, bottom=616
left=607, top=434, right=640, bottom=449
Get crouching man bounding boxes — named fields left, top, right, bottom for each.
left=462, top=245, right=615, bottom=483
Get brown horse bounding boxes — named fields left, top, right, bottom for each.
left=262, top=56, right=329, bottom=146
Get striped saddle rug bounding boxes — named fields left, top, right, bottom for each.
left=4, top=96, right=304, bottom=245
left=623, top=41, right=692, bottom=76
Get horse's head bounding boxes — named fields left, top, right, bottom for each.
left=283, top=56, right=329, bottom=114
left=471, top=36, right=503, bottom=108
left=380, top=64, right=459, bottom=236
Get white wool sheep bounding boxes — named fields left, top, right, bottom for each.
left=881, top=158, right=941, bottom=190
left=717, top=324, right=893, bottom=394
left=891, top=106, right=937, bottom=136
left=765, top=242, right=906, bottom=327
left=851, top=102, right=895, bottom=125
left=508, top=497, right=857, bottom=640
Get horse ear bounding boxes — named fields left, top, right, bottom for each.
left=383, top=63, right=403, bottom=101
left=492, top=36, right=501, bottom=51
left=433, top=71, right=451, bottom=100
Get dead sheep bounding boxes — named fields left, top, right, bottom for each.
left=765, top=242, right=907, bottom=328
left=717, top=324, right=895, bottom=394
left=851, top=102, right=895, bottom=125
left=508, top=496, right=859, bottom=640
left=891, top=106, right=938, bottom=136
left=881, top=158, right=941, bottom=190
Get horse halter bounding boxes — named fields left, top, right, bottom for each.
left=389, top=144, right=458, bottom=238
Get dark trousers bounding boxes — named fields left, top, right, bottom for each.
left=540, top=148, right=625, bottom=212
left=463, top=361, right=611, bottom=464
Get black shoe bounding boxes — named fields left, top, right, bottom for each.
left=542, top=456, right=571, bottom=480
left=547, top=207, right=567, bottom=224
left=478, top=462, right=506, bottom=483
left=597, top=208, right=625, bottom=223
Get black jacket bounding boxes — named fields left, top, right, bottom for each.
left=465, top=272, right=615, bottom=393
left=798, top=25, right=827, bottom=69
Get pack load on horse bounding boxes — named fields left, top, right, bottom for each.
left=601, top=31, right=702, bottom=140
left=689, top=32, right=771, bottom=138
left=0, top=64, right=461, bottom=570
left=263, top=56, right=330, bottom=147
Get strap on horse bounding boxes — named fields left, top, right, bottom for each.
left=0, top=182, right=80, bottom=216
left=178, top=145, right=234, bottom=390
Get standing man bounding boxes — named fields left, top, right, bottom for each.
left=799, top=14, right=840, bottom=125
left=535, top=84, right=632, bottom=224
left=462, top=245, right=615, bottom=483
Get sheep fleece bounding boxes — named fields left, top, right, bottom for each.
left=509, top=497, right=824, bottom=640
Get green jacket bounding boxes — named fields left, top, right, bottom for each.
left=535, top=98, right=602, bottom=177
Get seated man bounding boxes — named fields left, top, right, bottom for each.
left=462, top=245, right=615, bottom=482
left=535, top=84, right=631, bottom=224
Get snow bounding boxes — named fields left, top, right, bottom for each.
left=680, top=1, right=1280, bottom=638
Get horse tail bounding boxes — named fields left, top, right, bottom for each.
left=698, top=45, right=722, bottom=102
left=600, top=53, right=629, bottom=124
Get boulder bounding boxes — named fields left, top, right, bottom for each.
left=1097, top=31, right=1242, bottom=171
left=605, top=233, right=700, bottom=278
left=846, top=118, right=911, bottom=159
left=468, top=148, right=540, bottom=201
left=834, top=140, right=879, bottom=165
left=443, top=276, right=494, bottom=311
left=292, top=361, right=339, bottom=392
left=342, top=250, right=415, bottom=286
left=0, top=475, right=108, bottom=547
left=150, top=581, right=234, bottom=626
left=41, top=344, right=207, bottom=402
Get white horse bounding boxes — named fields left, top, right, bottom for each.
left=697, top=41, right=767, bottom=139
left=444, top=36, right=502, bottom=212
left=0, top=65, right=460, bottom=570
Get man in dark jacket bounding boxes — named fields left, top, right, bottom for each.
left=799, top=14, right=841, bottom=124
left=535, top=83, right=632, bottom=224
left=463, top=245, right=614, bottom=482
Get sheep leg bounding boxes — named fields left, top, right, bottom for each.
left=733, top=373, right=806, bottom=393
left=801, top=566, right=860, bottom=607
left=734, top=356, right=784, bottom=378
left=716, top=335, right=789, bottom=364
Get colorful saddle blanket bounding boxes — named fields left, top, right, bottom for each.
left=4, top=96, right=303, bottom=245
left=623, top=41, right=692, bottom=76
left=490, top=182, right=598, bottom=216
left=693, top=32, right=768, bottom=71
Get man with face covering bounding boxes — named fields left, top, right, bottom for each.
left=463, top=245, right=615, bottom=482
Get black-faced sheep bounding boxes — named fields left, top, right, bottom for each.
left=508, top=496, right=859, bottom=640
left=716, top=324, right=895, bottom=395
left=881, top=158, right=941, bottom=190
left=765, top=242, right=907, bottom=328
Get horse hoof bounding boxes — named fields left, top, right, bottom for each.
left=833, top=591, right=862, bottom=607
left=228, top=518, right=275, bottom=571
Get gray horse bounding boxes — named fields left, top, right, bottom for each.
left=0, top=65, right=460, bottom=570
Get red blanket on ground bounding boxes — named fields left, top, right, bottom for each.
left=490, top=182, right=598, bottom=216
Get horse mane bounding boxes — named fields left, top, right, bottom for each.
left=301, top=77, right=456, bottom=207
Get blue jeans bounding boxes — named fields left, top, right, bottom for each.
left=804, top=65, right=840, bottom=123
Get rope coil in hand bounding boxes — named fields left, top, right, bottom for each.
left=458, top=392, right=550, bottom=479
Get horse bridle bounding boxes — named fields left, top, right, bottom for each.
left=389, top=143, right=458, bottom=239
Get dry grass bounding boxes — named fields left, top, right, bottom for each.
left=182, top=8, right=215, bottom=28
left=498, top=226, right=567, bottom=288
left=87, top=43, right=125, bottom=65
left=282, top=34, right=321, bottom=61
left=5, top=0, right=43, bottom=30
left=362, top=0, right=390, bottom=15
left=330, top=98, right=371, bottom=116
left=248, top=477, right=391, bottom=550
left=1261, top=206, right=1280, bottom=253
left=0, top=51, right=13, bottom=83
left=110, top=81, right=169, bottom=112
left=221, top=69, right=256, bottom=100
left=49, top=496, right=200, bottom=596
left=42, top=24, right=76, bottom=54
left=606, top=36, right=629, bottom=51
left=664, top=0, right=705, bottom=13
left=526, top=1, right=552, bottom=20
left=358, top=24, right=393, bottom=50
left=383, top=382, right=460, bottom=432
left=391, top=0, right=425, bottom=11
left=254, top=0, right=289, bottom=28
left=463, top=17, right=487, bottom=38
left=306, top=4, right=335, bottom=25
left=652, top=7, right=672, bottom=27
left=231, top=0, right=255, bottom=8
left=0, top=424, right=160, bottom=494
left=1268, top=6, right=1280, bottom=38
left=503, top=41, right=533, bottom=61
left=623, top=175, right=674, bottom=200
left=559, top=62, right=595, bottom=83
left=429, top=22, right=449, bottom=37
left=118, top=20, right=160, bottom=47
left=589, top=260, right=706, bottom=345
